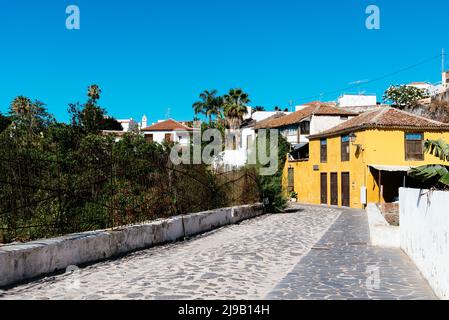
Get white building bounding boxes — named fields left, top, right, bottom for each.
left=255, top=103, right=358, bottom=160
left=117, top=118, right=139, bottom=132
left=407, top=82, right=434, bottom=93
left=213, top=111, right=290, bottom=171
left=338, top=94, right=377, bottom=108
left=141, top=119, right=194, bottom=145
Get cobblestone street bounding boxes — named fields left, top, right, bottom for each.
left=0, top=205, right=437, bottom=300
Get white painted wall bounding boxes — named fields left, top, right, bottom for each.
left=338, top=94, right=377, bottom=107
left=0, top=204, right=264, bottom=288
left=143, top=131, right=191, bottom=145
left=310, top=115, right=356, bottom=135
left=366, top=203, right=400, bottom=248
left=252, top=111, right=291, bottom=122
left=118, top=119, right=139, bottom=132
left=399, top=187, right=449, bottom=299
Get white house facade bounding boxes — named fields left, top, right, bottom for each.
left=141, top=119, right=194, bottom=145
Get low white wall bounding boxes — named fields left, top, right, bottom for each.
left=400, top=188, right=449, bottom=300
left=0, top=204, right=264, bottom=288
left=366, top=203, right=400, bottom=247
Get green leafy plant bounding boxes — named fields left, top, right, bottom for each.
left=409, top=139, right=449, bottom=188
left=290, top=191, right=298, bottom=199
left=253, top=133, right=290, bottom=213
left=383, top=85, right=427, bottom=107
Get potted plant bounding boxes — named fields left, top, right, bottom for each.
left=290, top=191, right=298, bottom=202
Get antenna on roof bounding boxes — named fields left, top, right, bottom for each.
left=349, top=80, right=369, bottom=95
left=165, top=107, right=171, bottom=119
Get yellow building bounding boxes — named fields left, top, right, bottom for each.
left=283, top=107, right=449, bottom=209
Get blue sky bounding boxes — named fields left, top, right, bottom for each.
left=0, top=0, right=448, bottom=123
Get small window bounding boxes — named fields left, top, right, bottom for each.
left=341, top=135, right=350, bottom=162
left=145, top=134, right=154, bottom=143
left=320, top=139, right=327, bottom=163
left=340, top=116, right=349, bottom=121
left=300, top=121, right=310, bottom=135
left=405, top=133, right=424, bottom=161
left=165, top=133, right=173, bottom=143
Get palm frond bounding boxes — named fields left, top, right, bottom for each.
left=409, top=164, right=449, bottom=187
left=424, top=139, right=449, bottom=161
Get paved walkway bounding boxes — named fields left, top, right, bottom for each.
left=267, top=208, right=437, bottom=300
left=0, top=205, right=437, bottom=300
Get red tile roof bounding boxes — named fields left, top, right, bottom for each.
left=141, top=119, right=193, bottom=132
left=254, top=103, right=357, bottom=129
left=309, top=107, right=449, bottom=139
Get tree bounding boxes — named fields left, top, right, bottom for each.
left=8, top=96, right=55, bottom=135
left=254, top=106, right=266, bottom=112
left=254, top=133, right=290, bottom=212
left=10, top=96, right=32, bottom=115
left=99, top=117, right=123, bottom=131
left=69, top=84, right=107, bottom=134
left=409, top=139, right=449, bottom=188
left=383, top=85, right=427, bottom=107
left=223, top=88, right=250, bottom=130
left=0, top=112, right=11, bottom=133
left=87, top=84, right=102, bottom=101
left=192, top=90, right=223, bottom=124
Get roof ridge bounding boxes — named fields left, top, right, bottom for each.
left=370, top=107, right=390, bottom=124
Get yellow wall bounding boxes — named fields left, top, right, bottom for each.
left=283, top=129, right=449, bottom=209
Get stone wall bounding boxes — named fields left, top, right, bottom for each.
left=399, top=188, right=449, bottom=300
left=0, top=204, right=264, bottom=288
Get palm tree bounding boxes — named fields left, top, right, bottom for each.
left=223, top=88, right=250, bottom=130
left=409, top=139, right=449, bottom=188
left=87, top=84, right=102, bottom=101
left=10, top=96, right=32, bottom=115
left=192, top=90, right=223, bottom=124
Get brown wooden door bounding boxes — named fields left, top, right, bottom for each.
left=320, top=173, right=328, bottom=205
left=341, top=172, right=350, bottom=207
left=330, top=173, right=338, bottom=206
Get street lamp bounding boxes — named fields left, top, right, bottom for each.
left=349, top=132, right=357, bottom=143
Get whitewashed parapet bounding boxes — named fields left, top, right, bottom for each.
left=400, top=188, right=449, bottom=300
left=0, top=203, right=264, bottom=288
left=366, top=203, right=400, bottom=248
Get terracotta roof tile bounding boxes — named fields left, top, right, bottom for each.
left=141, top=119, right=193, bottom=132
left=254, top=103, right=357, bottom=129
left=309, top=107, right=449, bottom=139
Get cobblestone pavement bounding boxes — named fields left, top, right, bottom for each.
left=267, top=208, right=437, bottom=300
left=0, top=205, right=340, bottom=300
